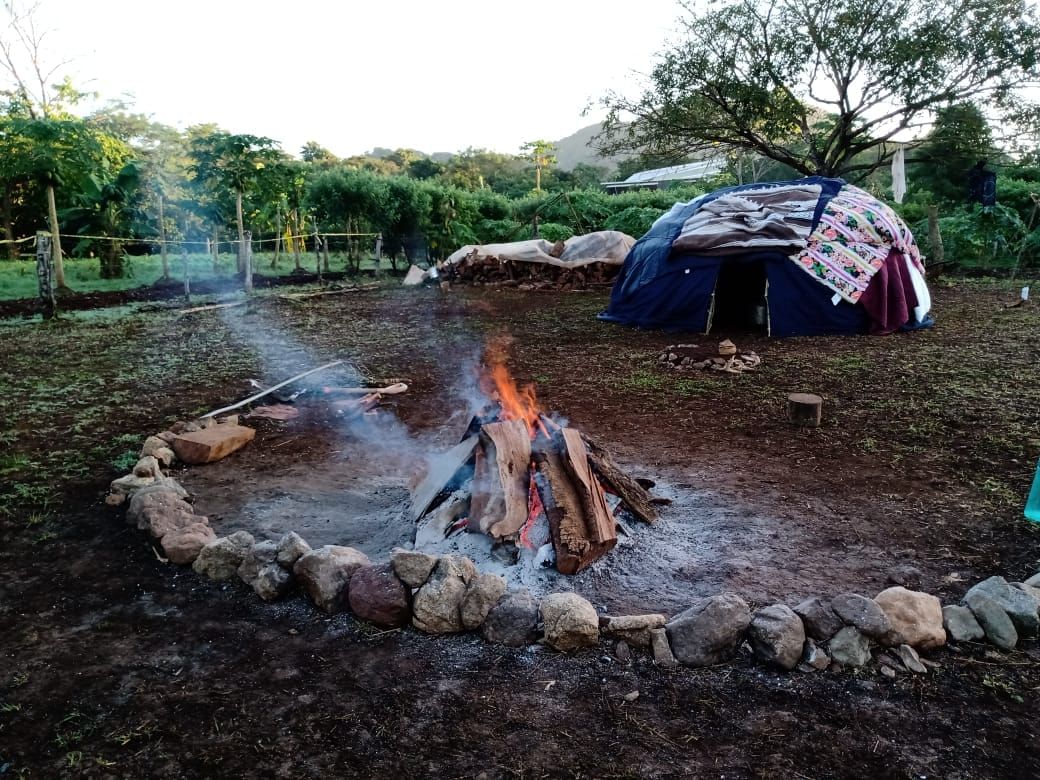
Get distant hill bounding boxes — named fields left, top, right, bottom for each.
left=552, top=123, right=632, bottom=173
left=358, top=124, right=629, bottom=173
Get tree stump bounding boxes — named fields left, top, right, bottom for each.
left=788, top=393, right=823, bottom=427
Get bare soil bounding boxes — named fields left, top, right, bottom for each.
left=1, top=280, right=1038, bottom=778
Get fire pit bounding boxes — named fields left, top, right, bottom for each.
left=411, top=350, right=661, bottom=576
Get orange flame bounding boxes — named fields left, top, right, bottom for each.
left=488, top=362, right=542, bottom=432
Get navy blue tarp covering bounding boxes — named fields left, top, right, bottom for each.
left=599, top=176, right=868, bottom=336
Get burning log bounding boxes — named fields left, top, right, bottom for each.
left=472, top=420, right=532, bottom=539
left=581, top=434, right=658, bottom=524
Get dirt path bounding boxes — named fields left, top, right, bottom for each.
left=0, top=281, right=1038, bottom=777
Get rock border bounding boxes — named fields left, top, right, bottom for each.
left=109, top=420, right=1040, bottom=675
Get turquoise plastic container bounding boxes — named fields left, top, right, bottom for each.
left=1027, top=459, right=1040, bottom=523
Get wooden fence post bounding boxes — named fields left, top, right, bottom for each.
left=927, top=205, right=944, bottom=267
left=36, top=230, right=55, bottom=319
left=244, top=229, right=253, bottom=293
left=374, top=232, right=383, bottom=277
left=158, top=193, right=170, bottom=280
left=181, top=245, right=191, bottom=304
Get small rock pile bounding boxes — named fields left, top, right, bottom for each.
left=111, top=424, right=1040, bottom=676
left=657, top=341, right=761, bottom=373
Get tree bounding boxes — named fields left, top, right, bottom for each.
left=520, top=140, right=557, bottom=192
left=62, top=160, right=141, bottom=278
left=597, top=0, right=1040, bottom=178
left=300, top=141, right=337, bottom=165
left=912, top=103, right=999, bottom=204
left=0, top=116, right=108, bottom=287
left=189, top=131, right=283, bottom=274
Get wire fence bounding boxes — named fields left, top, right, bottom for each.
left=0, top=231, right=381, bottom=251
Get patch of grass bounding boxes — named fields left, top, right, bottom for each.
left=110, top=451, right=139, bottom=472
left=620, top=370, right=666, bottom=392
left=674, top=378, right=712, bottom=397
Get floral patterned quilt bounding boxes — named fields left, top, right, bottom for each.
left=794, top=185, right=924, bottom=304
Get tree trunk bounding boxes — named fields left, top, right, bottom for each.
left=100, top=240, right=123, bottom=279
left=46, top=184, right=67, bottom=289
left=235, top=189, right=246, bottom=273
left=158, top=193, right=170, bottom=280
left=271, top=211, right=282, bottom=269
left=927, top=205, right=944, bottom=267
left=291, top=210, right=302, bottom=271
left=211, top=226, right=220, bottom=273
left=2, top=186, right=18, bottom=261
left=243, top=229, right=253, bottom=293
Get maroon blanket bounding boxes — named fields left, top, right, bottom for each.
left=858, top=250, right=919, bottom=335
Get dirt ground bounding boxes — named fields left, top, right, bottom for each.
left=1, top=279, right=1038, bottom=778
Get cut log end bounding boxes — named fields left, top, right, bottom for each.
left=787, top=393, right=823, bottom=428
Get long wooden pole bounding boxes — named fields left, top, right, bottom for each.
left=201, top=360, right=344, bottom=418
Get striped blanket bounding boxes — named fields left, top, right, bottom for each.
left=672, top=184, right=822, bottom=256
left=794, top=185, right=924, bottom=304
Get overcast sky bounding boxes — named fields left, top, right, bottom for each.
left=38, top=0, right=682, bottom=158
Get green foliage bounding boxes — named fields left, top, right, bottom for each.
left=598, top=0, right=1040, bottom=178
left=537, top=222, right=573, bottom=242
left=603, top=206, right=661, bottom=238
left=927, top=204, right=1029, bottom=270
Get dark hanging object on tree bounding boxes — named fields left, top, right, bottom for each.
left=968, top=160, right=997, bottom=206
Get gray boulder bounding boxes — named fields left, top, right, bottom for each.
left=193, top=531, right=256, bottom=581
left=1013, top=582, right=1040, bottom=610
left=827, top=626, right=871, bottom=667
left=541, top=592, right=600, bottom=651
left=293, top=545, right=371, bottom=613
left=963, top=576, right=1038, bottom=637
left=665, top=592, right=750, bottom=667
left=276, top=531, right=311, bottom=568
left=1025, top=572, right=1040, bottom=588
left=831, top=593, right=892, bottom=640
left=238, top=541, right=279, bottom=586
left=942, top=605, right=985, bottom=642
left=252, top=564, right=293, bottom=601
left=391, top=548, right=440, bottom=589
left=412, top=555, right=475, bottom=633
left=748, top=604, right=805, bottom=671
left=964, top=592, right=1018, bottom=650
left=460, top=573, right=507, bottom=630
left=482, top=589, right=539, bottom=647
left=802, top=638, right=831, bottom=670
left=348, top=563, right=411, bottom=627
left=793, top=596, right=843, bottom=641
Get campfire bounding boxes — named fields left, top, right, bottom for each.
left=411, top=347, right=661, bottom=574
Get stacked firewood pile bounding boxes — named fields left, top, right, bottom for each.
left=448, top=254, right=620, bottom=290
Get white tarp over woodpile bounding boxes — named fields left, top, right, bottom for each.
left=445, top=230, right=636, bottom=270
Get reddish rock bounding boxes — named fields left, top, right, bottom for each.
left=293, top=545, right=371, bottom=613
left=127, top=487, right=196, bottom=538
left=161, top=523, right=216, bottom=565
left=172, top=425, right=256, bottom=465
left=348, top=563, right=411, bottom=627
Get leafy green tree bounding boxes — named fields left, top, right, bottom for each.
left=598, top=0, right=1040, bottom=178
left=520, top=140, right=557, bottom=192
left=912, top=103, right=1000, bottom=204
left=300, top=141, right=338, bottom=164
left=0, top=117, right=110, bottom=287
left=62, top=161, right=141, bottom=278
left=189, top=131, right=284, bottom=272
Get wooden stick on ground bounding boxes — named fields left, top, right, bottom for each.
left=200, top=360, right=345, bottom=418
left=176, top=301, right=248, bottom=316
left=279, top=283, right=381, bottom=301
